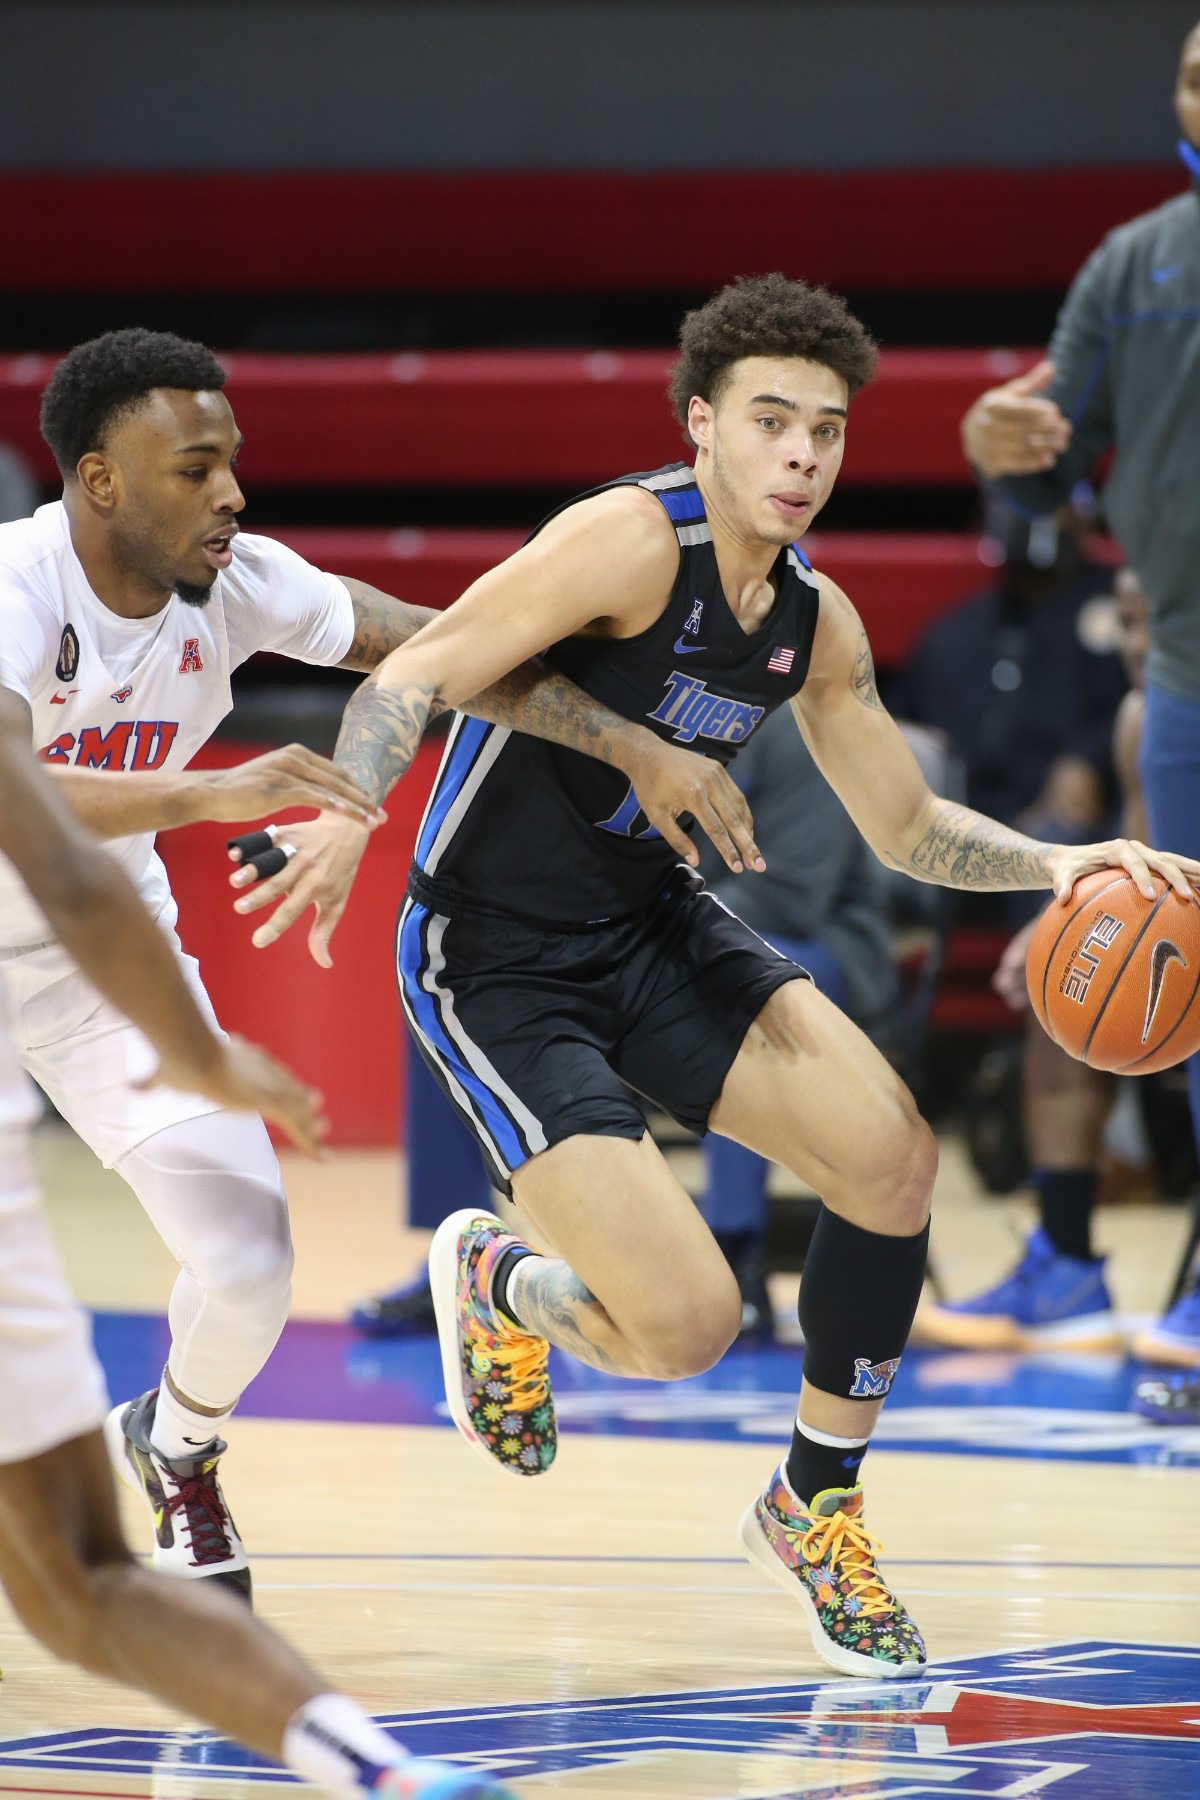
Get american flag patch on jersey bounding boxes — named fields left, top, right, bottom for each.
left=767, top=646, right=795, bottom=674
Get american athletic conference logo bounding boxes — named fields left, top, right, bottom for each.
left=5, top=1643, right=1197, bottom=1790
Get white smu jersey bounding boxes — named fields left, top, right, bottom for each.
left=0, top=503, right=354, bottom=949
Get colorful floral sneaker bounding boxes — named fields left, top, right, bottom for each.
left=374, top=1758, right=516, bottom=1798
left=1130, top=1280, right=1200, bottom=1368
left=912, top=1227, right=1122, bottom=1352
left=738, top=1465, right=926, bottom=1679
left=1132, top=1368, right=1200, bottom=1424
left=429, top=1208, right=555, bottom=1477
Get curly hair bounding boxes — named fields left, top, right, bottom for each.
left=668, top=274, right=878, bottom=440
left=40, top=327, right=227, bottom=476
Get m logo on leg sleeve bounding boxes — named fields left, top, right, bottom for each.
left=848, top=1356, right=902, bottom=1399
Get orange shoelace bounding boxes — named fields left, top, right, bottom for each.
left=800, top=1510, right=895, bottom=1618
left=469, top=1313, right=551, bottom=1408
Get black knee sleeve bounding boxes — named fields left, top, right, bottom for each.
left=799, top=1207, right=930, bottom=1401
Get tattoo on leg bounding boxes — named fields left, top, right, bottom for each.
left=508, top=1258, right=619, bottom=1373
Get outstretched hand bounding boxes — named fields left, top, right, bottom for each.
left=228, top=812, right=377, bottom=967
left=201, top=743, right=381, bottom=826
left=960, top=359, right=1072, bottom=478
left=623, top=736, right=765, bottom=874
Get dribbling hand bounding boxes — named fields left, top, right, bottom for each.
left=1045, top=838, right=1200, bottom=906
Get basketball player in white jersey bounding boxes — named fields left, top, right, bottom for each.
left=0, top=691, right=513, bottom=1799
left=0, top=327, right=759, bottom=1600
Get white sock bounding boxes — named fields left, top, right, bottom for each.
left=150, top=1374, right=234, bottom=1462
left=793, top=1416, right=870, bottom=1451
left=282, top=1693, right=406, bottom=1796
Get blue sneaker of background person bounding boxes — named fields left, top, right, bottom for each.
left=913, top=1226, right=1122, bottom=1352
left=349, top=1272, right=436, bottom=1338
left=1132, top=1368, right=1200, bottom=1424
left=1131, top=1280, right=1200, bottom=1369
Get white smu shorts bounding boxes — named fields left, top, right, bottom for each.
left=0, top=906, right=225, bottom=1169
left=0, top=1002, right=108, bottom=1464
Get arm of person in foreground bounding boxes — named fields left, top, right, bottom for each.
left=228, top=496, right=767, bottom=964
left=0, top=687, right=327, bottom=1154
left=791, top=576, right=1200, bottom=903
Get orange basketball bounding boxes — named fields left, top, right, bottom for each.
left=1026, top=868, right=1200, bottom=1073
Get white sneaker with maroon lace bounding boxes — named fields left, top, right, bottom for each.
left=104, top=1388, right=251, bottom=1602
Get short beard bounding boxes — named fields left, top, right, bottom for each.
left=174, top=577, right=217, bottom=607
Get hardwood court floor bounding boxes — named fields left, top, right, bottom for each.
left=2, top=1125, right=1196, bottom=1798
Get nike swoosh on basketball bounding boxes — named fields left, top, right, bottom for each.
left=673, top=635, right=706, bottom=654
left=1141, top=938, right=1188, bottom=1044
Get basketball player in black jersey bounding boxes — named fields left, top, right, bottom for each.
left=235, top=276, right=1200, bottom=1680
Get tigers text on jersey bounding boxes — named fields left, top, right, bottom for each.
left=0, top=503, right=354, bottom=948
left=411, top=463, right=820, bottom=927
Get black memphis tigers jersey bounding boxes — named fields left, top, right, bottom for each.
left=409, top=461, right=821, bottom=926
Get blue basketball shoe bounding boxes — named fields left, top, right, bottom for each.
left=374, top=1761, right=515, bottom=1798
left=349, top=1272, right=436, bottom=1337
left=913, top=1227, right=1121, bottom=1351
left=1132, top=1369, right=1200, bottom=1423
left=1131, top=1280, right=1200, bottom=1368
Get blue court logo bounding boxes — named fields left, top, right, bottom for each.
left=2, top=1643, right=1198, bottom=1791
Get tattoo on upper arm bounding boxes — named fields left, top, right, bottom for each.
left=340, top=585, right=435, bottom=671
left=897, top=802, right=1052, bottom=890
left=507, top=1260, right=618, bottom=1373
left=851, top=625, right=882, bottom=710
left=333, top=677, right=437, bottom=806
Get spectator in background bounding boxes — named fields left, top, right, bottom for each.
left=696, top=705, right=898, bottom=1339
left=914, top=570, right=1178, bottom=1353
left=958, top=18, right=1200, bottom=1377
left=887, top=497, right=1127, bottom=867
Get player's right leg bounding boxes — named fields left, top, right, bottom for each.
left=688, top=973, right=933, bottom=1679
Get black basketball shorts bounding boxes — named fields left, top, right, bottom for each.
left=395, top=868, right=810, bottom=1193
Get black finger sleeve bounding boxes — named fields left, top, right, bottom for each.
left=227, top=830, right=275, bottom=861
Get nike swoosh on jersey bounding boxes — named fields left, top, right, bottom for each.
left=1142, top=938, right=1188, bottom=1043
left=1150, top=264, right=1183, bottom=284
left=673, top=635, right=707, bottom=654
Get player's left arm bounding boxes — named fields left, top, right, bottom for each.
left=792, top=576, right=1200, bottom=904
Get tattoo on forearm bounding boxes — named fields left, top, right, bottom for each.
left=463, top=660, right=629, bottom=765
left=508, top=1259, right=619, bottom=1373
left=333, top=677, right=436, bottom=807
left=851, top=625, right=883, bottom=710
left=340, top=586, right=435, bottom=671
left=894, top=801, right=1053, bottom=890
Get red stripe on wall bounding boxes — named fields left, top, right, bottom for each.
left=2, top=168, right=1180, bottom=293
